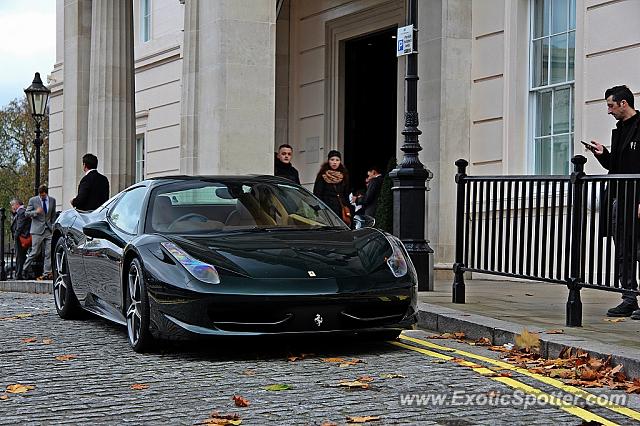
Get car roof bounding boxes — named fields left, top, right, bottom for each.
left=143, top=175, right=296, bottom=188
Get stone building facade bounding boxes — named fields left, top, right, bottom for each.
left=49, top=0, right=640, bottom=276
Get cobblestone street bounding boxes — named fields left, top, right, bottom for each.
left=1, top=292, right=638, bottom=425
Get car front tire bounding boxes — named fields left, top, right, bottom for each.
left=53, top=239, right=82, bottom=319
left=126, top=258, right=154, bottom=352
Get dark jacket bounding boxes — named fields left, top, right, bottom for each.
left=595, top=111, right=640, bottom=236
left=274, top=158, right=300, bottom=184
left=71, top=169, right=110, bottom=211
left=357, top=174, right=384, bottom=217
left=313, top=173, right=350, bottom=219
left=11, top=206, right=30, bottom=239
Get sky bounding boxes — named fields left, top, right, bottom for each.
left=0, top=0, right=56, bottom=107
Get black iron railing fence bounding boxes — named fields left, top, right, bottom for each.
left=452, top=155, right=640, bottom=327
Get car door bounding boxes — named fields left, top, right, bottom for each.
left=83, top=186, right=147, bottom=312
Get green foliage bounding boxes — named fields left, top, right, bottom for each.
left=374, top=157, right=396, bottom=233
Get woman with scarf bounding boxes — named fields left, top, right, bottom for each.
left=313, top=150, right=351, bottom=224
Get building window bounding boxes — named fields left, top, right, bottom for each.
left=141, top=0, right=151, bottom=42
left=530, top=0, right=575, bottom=175
left=135, top=134, right=145, bottom=182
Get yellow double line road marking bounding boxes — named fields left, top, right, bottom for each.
left=395, top=334, right=640, bottom=424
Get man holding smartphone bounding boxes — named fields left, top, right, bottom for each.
left=587, top=85, right=640, bottom=319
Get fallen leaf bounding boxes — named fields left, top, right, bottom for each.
left=545, top=329, right=564, bottom=334
left=339, top=380, right=370, bottom=389
left=488, top=345, right=512, bottom=353
left=130, top=383, right=149, bottom=390
left=6, top=384, right=35, bottom=394
left=515, top=328, right=540, bottom=353
left=0, top=394, right=8, bottom=401
left=232, top=395, right=250, bottom=407
left=264, top=384, right=292, bottom=391
left=473, top=337, right=491, bottom=346
left=41, top=338, right=53, bottom=345
left=380, top=373, right=406, bottom=379
left=356, top=375, right=374, bottom=383
left=321, top=422, right=338, bottom=426
left=55, top=354, right=77, bottom=361
left=626, top=379, right=640, bottom=394
left=580, top=370, right=598, bottom=381
left=241, top=369, right=255, bottom=376
left=567, top=379, right=603, bottom=388
left=340, top=359, right=364, bottom=367
left=14, top=313, right=32, bottom=319
left=287, top=353, right=313, bottom=362
left=199, top=411, right=242, bottom=425
left=21, top=337, right=37, bottom=343
left=604, top=318, right=625, bottom=323
left=346, top=415, right=380, bottom=423
left=498, top=372, right=513, bottom=378
left=321, top=357, right=346, bottom=363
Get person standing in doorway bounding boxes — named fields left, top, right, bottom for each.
left=356, top=165, right=384, bottom=217
left=23, top=185, right=56, bottom=280
left=10, top=198, right=30, bottom=280
left=274, top=144, right=300, bottom=184
left=71, top=153, right=110, bottom=211
left=586, top=85, right=640, bottom=318
left=313, top=150, right=350, bottom=224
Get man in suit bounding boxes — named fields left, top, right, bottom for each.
left=71, top=153, right=110, bottom=211
left=10, top=197, right=30, bottom=280
left=23, top=185, right=56, bottom=280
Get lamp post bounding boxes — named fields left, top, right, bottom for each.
left=24, top=72, right=51, bottom=196
left=389, top=0, right=433, bottom=291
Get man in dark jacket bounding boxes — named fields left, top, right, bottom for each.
left=10, top=198, right=30, bottom=280
left=71, top=153, right=110, bottom=211
left=274, top=144, right=300, bottom=184
left=357, top=166, right=384, bottom=217
left=588, top=85, right=640, bottom=318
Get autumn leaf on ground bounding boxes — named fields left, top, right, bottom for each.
left=604, top=318, right=625, bottom=323
left=488, top=345, right=512, bottom=353
left=498, top=372, right=513, bottom=378
left=471, top=337, right=491, bottom=346
left=321, top=422, right=337, bottom=426
left=287, top=353, right=314, bottom=362
left=130, top=383, right=149, bottom=390
left=55, top=354, right=77, bottom=361
left=340, top=359, right=364, bottom=367
left=232, top=395, right=250, bottom=407
left=346, top=415, right=381, bottom=423
left=0, top=394, right=8, bottom=401
left=264, top=384, right=293, bottom=391
left=42, top=338, right=53, bottom=345
left=321, top=357, right=346, bottom=363
left=0, top=313, right=33, bottom=321
left=567, top=379, right=603, bottom=388
left=6, top=384, right=35, bottom=394
left=339, top=380, right=370, bottom=389
left=579, top=370, right=599, bottom=381
left=15, top=313, right=33, bottom=319
left=21, top=337, right=37, bottom=343
left=356, top=375, right=374, bottom=383
left=380, top=373, right=406, bottom=379
left=545, top=329, right=564, bottom=334
left=198, top=411, right=242, bottom=425
left=626, top=379, right=640, bottom=394
left=241, top=369, right=255, bottom=376
left=515, top=328, right=540, bottom=352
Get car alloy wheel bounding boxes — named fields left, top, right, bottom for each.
left=53, top=239, right=81, bottom=319
left=126, top=259, right=152, bottom=352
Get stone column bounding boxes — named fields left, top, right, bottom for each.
left=179, top=0, right=276, bottom=175
left=62, top=0, right=92, bottom=207
left=87, top=0, right=135, bottom=192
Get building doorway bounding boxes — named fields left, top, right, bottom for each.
left=344, top=27, right=397, bottom=194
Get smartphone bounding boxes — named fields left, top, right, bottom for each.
left=581, top=140, right=597, bottom=150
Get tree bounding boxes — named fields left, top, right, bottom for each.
left=375, top=157, right=396, bottom=233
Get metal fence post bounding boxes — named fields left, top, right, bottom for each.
left=0, top=207, right=6, bottom=281
left=452, top=159, right=468, bottom=303
left=567, top=155, right=586, bottom=327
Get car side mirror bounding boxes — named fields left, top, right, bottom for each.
left=83, top=220, right=126, bottom=247
left=353, top=214, right=375, bottom=229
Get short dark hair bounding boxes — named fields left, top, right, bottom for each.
left=38, top=184, right=48, bottom=194
left=278, top=144, right=293, bottom=152
left=82, top=153, right=98, bottom=170
left=368, top=165, right=382, bottom=174
left=605, top=85, right=635, bottom=109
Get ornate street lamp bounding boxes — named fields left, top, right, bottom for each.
left=24, top=72, right=51, bottom=196
left=389, top=0, right=433, bottom=291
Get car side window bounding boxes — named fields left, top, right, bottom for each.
left=108, top=186, right=147, bottom=234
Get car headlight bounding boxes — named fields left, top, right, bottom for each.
left=161, top=242, right=220, bottom=284
left=385, top=235, right=413, bottom=278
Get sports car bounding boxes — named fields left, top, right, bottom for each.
left=52, top=176, right=417, bottom=352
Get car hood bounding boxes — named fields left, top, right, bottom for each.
left=164, top=228, right=392, bottom=279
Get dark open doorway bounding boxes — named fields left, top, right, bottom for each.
left=344, top=27, right=398, bottom=194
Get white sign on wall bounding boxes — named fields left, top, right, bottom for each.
left=396, top=25, right=415, bottom=56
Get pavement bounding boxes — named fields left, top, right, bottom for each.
left=2, top=277, right=640, bottom=379
left=419, top=279, right=640, bottom=379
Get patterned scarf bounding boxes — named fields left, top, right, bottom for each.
left=322, top=169, right=343, bottom=184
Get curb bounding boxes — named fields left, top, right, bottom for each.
left=417, top=301, right=640, bottom=380
left=0, top=280, right=53, bottom=294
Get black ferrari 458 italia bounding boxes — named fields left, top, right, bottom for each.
left=51, top=176, right=417, bottom=352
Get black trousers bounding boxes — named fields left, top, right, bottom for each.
left=14, top=239, right=27, bottom=280
left=612, top=200, right=639, bottom=303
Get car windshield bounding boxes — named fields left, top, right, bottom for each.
left=146, top=179, right=347, bottom=234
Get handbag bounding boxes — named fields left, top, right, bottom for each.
left=333, top=185, right=352, bottom=226
left=19, top=234, right=32, bottom=249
